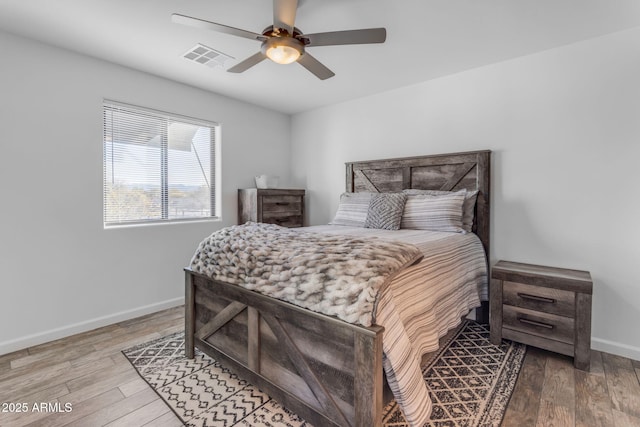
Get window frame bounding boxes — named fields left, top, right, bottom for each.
left=103, top=100, right=221, bottom=228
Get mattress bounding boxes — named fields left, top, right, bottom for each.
left=304, top=225, right=488, bottom=426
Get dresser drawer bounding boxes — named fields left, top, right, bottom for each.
left=261, top=195, right=303, bottom=214
left=502, top=305, right=574, bottom=345
left=503, top=281, right=575, bottom=318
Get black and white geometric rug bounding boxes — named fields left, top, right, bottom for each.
left=122, top=322, right=525, bottom=427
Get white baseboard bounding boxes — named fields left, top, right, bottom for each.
left=592, top=337, right=640, bottom=361
left=0, top=297, right=184, bottom=356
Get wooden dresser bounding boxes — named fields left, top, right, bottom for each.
left=490, top=260, right=593, bottom=370
left=238, top=188, right=305, bottom=228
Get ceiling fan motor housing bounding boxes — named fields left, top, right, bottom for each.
left=261, top=31, right=305, bottom=64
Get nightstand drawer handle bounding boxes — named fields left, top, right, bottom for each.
left=275, top=202, right=290, bottom=206
left=518, top=317, right=554, bottom=329
left=517, top=293, right=556, bottom=304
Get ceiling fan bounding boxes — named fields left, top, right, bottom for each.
left=172, top=0, right=386, bottom=80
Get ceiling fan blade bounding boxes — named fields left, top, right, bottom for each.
left=297, top=52, right=335, bottom=80
left=304, top=28, right=386, bottom=47
left=172, top=14, right=267, bottom=42
left=227, top=52, right=267, bottom=73
left=273, top=0, right=298, bottom=33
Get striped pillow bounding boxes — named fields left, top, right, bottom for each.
left=400, top=192, right=465, bottom=233
left=329, top=192, right=373, bottom=227
left=364, top=193, right=407, bottom=230
left=403, top=189, right=478, bottom=232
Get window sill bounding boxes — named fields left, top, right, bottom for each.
left=104, top=217, right=221, bottom=230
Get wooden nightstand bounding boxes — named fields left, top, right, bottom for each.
left=490, top=260, right=593, bottom=371
left=238, top=188, right=305, bottom=228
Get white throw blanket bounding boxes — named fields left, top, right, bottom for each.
left=190, top=222, right=423, bottom=326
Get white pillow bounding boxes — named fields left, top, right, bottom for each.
left=329, top=192, right=374, bottom=227
left=403, top=189, right=478, bottom=232
left=400, top=192, right=465, bottom=233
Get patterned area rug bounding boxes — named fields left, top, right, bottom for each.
left=122, top=322, right=525, bottom=427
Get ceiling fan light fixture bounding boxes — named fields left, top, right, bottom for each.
left=262, top=37, right=304, bottom=65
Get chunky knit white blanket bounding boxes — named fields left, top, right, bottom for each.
left=190, top=222, right=423, bottom=326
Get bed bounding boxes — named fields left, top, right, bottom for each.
left=184, top=150, right=491, bottom=427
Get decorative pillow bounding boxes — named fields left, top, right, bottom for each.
left=400, top=192, right=465, bottom=233
left=329, top=192, right=374, bottom=227
left=403, top=189, right=478, bottom=232
left=364, top=193, right=407, bottom=230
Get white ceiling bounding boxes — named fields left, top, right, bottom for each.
left=1, top=0, right=639, bottom=114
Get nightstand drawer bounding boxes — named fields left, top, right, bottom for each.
left=262, top=213, right=303, bottom=228
left=503, top=281, right=575, bottom=318
left=503, top=305, right=574, bottom=345
left=262, top=195, right=303, bottom=214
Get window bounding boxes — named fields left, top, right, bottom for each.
left=103, top=101, right=219, bottom=226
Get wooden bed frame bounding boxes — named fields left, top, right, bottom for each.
left=184, top=150, right=491, bottom=427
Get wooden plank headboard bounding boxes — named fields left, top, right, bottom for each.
left=345, top=150, right=491, bottom=257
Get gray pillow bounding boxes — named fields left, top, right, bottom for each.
left=403, top=189, right=478, bottom=232
left=330, top=192, right=374, bottom=227
left=364, top=193, right=407, bottom=230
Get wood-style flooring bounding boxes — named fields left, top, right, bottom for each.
left=1, top=306, right=639, bottom=426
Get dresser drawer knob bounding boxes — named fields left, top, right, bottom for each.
left=517, top=293, right=556, bottom=304
left=518, top=317, right=554, bottom=329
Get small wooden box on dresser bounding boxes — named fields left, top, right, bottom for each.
left=490, top=260, right=593, bottom=371
left=238, top=188, right=305, bottom=228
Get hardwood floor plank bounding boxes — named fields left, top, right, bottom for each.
left=62, top=387, right=158, bottom=427
left=575, top=369, right=614, bottom=427
left=611, top=409, right=640, bottom=427
left=25, top=326, right=118, bottom=356
left=501, top=347, right=546, bottom=427
left=602, top=352, right=640, bottom=418
left=116, top=306, right=183, bottom=329
left=62, top=369, right=140, bottom=404
left=540, top=353, right=575, bottom=409
left=10, top=343, right=96, bottom=370
left=91, top=331, right=163, bottom=353
left=157, top=323, right=185, bottom=337
left=0, top=361, right=73, bottom=401
left=589, top=350, right=606, bottom=377
left=64, top=356, right=131, bottom=392
left=0, top=348, right=29, bottom=365
left=118, top=377, right=149, bottom=397
left=142, top=410, right=184, bottom=427
left=104, top=398, right=171, bottom=427
left=0, top=358, right=71, bottom=383
left=14, top=383, right=70, bottom=404
left=535, top=399, right=575, bottom=427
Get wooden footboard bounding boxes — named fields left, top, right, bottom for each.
left=185, top=268, right=385, bottom=427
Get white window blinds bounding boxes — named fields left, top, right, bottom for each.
left=103, top=101, right=219, bottom=226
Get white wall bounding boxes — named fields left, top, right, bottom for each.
left=0, top=31, right=291, bottom=354
left=291, top=27, right=640, bottom=360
